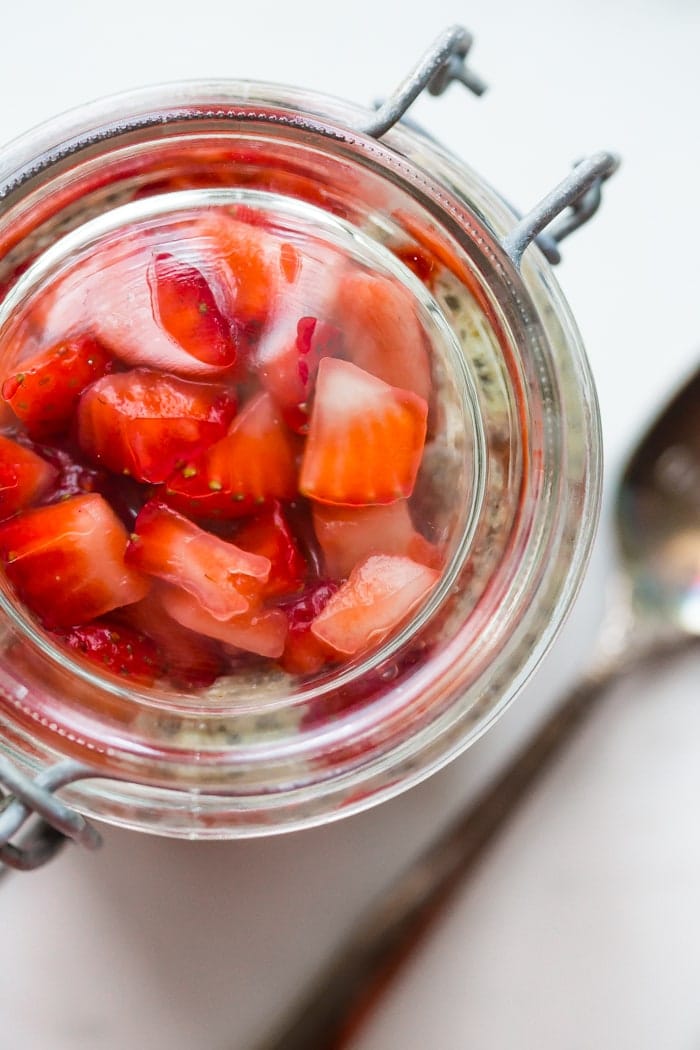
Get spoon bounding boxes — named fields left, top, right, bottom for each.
left=256, top=365, right=700, bottom=1050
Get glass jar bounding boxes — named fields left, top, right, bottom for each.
left=0, top=77, right=603, bottom=839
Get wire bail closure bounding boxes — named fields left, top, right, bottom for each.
left=0, top=757, right=101, bottom=879
left=359, top=25, right=619, bottom=267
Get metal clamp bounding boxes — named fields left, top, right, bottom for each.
left=358, top=26, right=619, bottom=265
left=502, top=151, right=621, bottom=267
left=0, top=757, right=101, bottom=880
left=358, top=25, right=487, bottom=138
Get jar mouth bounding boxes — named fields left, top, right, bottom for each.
left=0, top=81, right=602, bottom=835
left=0, top=186, right=484, bottom=720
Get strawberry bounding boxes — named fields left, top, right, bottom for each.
left=332, top=270, right=431, bottom=402
left=23, top=442, right=105, bottom=504
left=77, top=369, right=237, bottom=483
left=126, top=502, right=271, bottom=620
left=253, top=241, right=345, bottom=432
left=0, top=435, right=58, bottom=521
left=27, top=220, right=241, bottom=378
left=148, top=252, right=237, bottom=367
left=164, top=390, right=299, bottom=518
left=196, top=212, right=286, bottom=331
left=233, top=502, right=306, bottom=599
left=2, top=336, right=113, bottom=439
left=0, top=493, right=150, bottom=628
left=393, top=244, right=436, bottom=287
left=62, top=620, right=163, bottom=685
left=299, top=359, right=428, bottom=506
left=310, top=555, right=440, bottom=657
left=278, top=580, right=338, bottom=675
left=19, top=440, right=147, bottom=527
left=312, top=501, right=440, bottom=579
left=161, top=586, right=288, bottom=659
left=256, top=315, right=343, bottom=433
left=117, top=589, right=225, bottom=688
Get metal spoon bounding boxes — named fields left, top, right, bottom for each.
left=256, top=365, right=700, bottom=1050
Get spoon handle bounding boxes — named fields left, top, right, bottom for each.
left=256, top=634, right=695, bottom=1050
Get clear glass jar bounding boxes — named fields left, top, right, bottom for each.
left=0, top=81, right=602, bottom=837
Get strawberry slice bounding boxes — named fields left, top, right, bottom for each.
left=77, top=369, right=237, bottom=483
left=161, top=586, right=288, bottom=659
left=21, top=441, right=105, bottom=504
left=118, top=589, right=225, bottom=688
left=278, top=580, right=338, bottom=675
left=164, top=391, right=299, bottom=518
left=312, top=501, right=440, bottom=578
left=234, top=502, right=306, bottom=599
left=148, top=252, right=237, bottom=367
left=2, top=336, right=113, bottom=440
left=253, top=241, right=345, bottom=432
left=299, top=359, right=428, bottom=506
left=196, top=212, right=286, bottom=331
left=256, top=315, right=342, bottom=434
left=62, top=620, right=163, bottom=685
left=126, top=502, right=271, bottom=620
left=28, top=222, right=240, bottom=378
left=310, top=555, right=440, bottom=657
left=0, top=435, right=57, bottom=521
left=333, top=270, right=431, bottom=402
left=0, top=493, right=150, bottom=628
left=19, top=440, right=147, bottom=528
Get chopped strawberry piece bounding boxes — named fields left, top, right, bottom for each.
left=0, top=435, right=57, bottom=521
left=30, top=224, right=240, bottom=378
left=197, top=213, right=285, bottom=331
left=234, top=502, right=306, bottom=599
left=393, top=244, right=436, bottom=287
left=256, top=315, right=343, bottom=433
left=2, top=336, right=113, bottom=439
left=278, top=580, right=338, bottom=675
left=62, top=620, right=163, bottom=685
left=312, top=501, right=440, bottom=578
left=254, top=242, right=345, bottom=432
left=77, top=369, right=237, bottom=483
left=22, top=442, right=105, bottom=503
left=20, top=439, right=147, bottom=527
left=164, top=391, right=299, bottom=518
left=126, top=502, right=270, bottom=620
left=161, top=586, right=288, bottom=659
left=0, top=493, right=150, bottom=628
left=333, top=270, right=431, bottom=402
left=118, top=589, right=225, bottom=688
left=311, top=555, right=440, bottom=657
left=299, top=359, right=428, bottom=506
left=149, top=252, right=237, bottom=367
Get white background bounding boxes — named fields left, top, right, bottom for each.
left=1, top=1, right=700, bottom=1048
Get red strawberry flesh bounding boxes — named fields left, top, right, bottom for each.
left=234, top=501, right=307, bottom=599
left=311, top=555, right=440, bottom=657
left=0, top=493, right=150, bottom=628
left=2, top=336, right=113, bottom=440
left=299, top=358, right=428, bottom=506
left=62, top=620, right=163, bottom=685
left=164, top=390, right=299, bottom=518
left=0, top=435, right=58, bottom=520
left=77, top=369, right=237, bottom=483
left=149, top=252, right=237, bottom=367
left=126, top=502, right=271, bottom=620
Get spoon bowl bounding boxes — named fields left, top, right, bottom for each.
left=618, top=368, right=700, bottom=635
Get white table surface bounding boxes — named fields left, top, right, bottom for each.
left=2, top=2, right=699, bottom=1048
